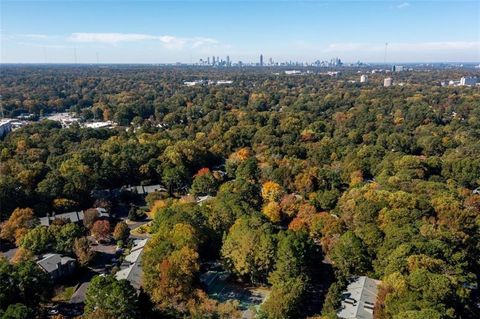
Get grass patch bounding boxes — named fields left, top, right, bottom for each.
left=52, top=285, right=77, bottom=302
left=130, top=221, right=153, bottom=237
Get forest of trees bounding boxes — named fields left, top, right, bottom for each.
left=1, top=65, right=479, bottom=319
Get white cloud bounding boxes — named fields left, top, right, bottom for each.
left=67, top=32, right=219, bottom=50
left=397, top=2, right=410, bottom=9
left=1, top=33, right=51, bottom=41
left=68, top=33, right=157, bottom=44
left=21, top=34, right=50, bottom=39
left=324, top=41, right=480, bottom=53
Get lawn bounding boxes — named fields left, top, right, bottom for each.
left=52, top=285, right=78, bottom=302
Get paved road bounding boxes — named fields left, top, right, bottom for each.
left=70, top=282, right=89, bottom=304
left=126, top=219, right=151, bottom=239
left=1, top=247, right=18, bottom=261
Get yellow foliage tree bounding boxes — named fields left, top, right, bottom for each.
left=349, top=170, right=364, bottom=187
left=261, top=181, right=284, bottom=202
left=263, top=202, right=282, bottom=223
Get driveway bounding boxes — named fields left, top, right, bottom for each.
left=70, top=282, right=89, bottom=304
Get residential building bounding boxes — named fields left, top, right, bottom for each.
left=40, top=207, right=108, bottom=226
left=360, top=75, right=368, bottom=83
left=124, top=184, right=167, bottom=195
left=460, top=76, right=477, bottom=86
left=383, top=77, right=393, bottom=87
left=0, top=119, right=13, bottom=138
left=115, top=238, right=149, bottom=290
left=37, top=253, right=76, bottom=280
left=337, top=276, right=381, bottom=319
left=196, top=195, right=214, bottom=205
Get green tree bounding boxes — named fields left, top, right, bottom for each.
left=0, top=259, right=52, bottom=311
left=258, top=276, right=306, bottom=319
left=84, top=275, right=139, bottom=319
left=330, top=231, right=370, bottom=277
left=1, top=303, right=33, bottom=319
left=51, top=222, right=83, bottom=253
left=20, top=226, right=53, bottom=254
left=162, top=165, right=187, bottom=194
left=191, top=170, right=218, bottom=196
left=221, top=216, right=276, bottom=283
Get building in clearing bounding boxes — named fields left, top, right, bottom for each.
left=124, top=184, right=167, bottom=195
left=0, top=119, right=13, bottom=139
left=40, top=207, right=109, bottom=226
left=115, top=238, right=149, bottom=290
left=383, top=77, right=393, bottom=87
left=360, top=75, right=368, bottom=83
left=460, top=76, right=477, bottom=86
left=37, top=253, right=76, bottom=280
left=337, top=276, right=381, bottom=319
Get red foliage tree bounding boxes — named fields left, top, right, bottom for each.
left=91, top=220, right=111, bottom=240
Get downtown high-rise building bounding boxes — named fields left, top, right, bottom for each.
left=260, top=54, right=264, bottom=66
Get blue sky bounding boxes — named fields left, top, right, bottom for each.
left=1, top=0, right=479, bottom=63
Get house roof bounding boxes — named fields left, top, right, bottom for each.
left=197, top=195, right=214, bottom=205
left=37, top=253, right=75, bottom=273
left=39, top=208, right=109, bottom=226
left=115, top=238, right=148, bottom=290
left=124, top=184, right=166, bottom=195
left=337, top=276, right=381, bottom=319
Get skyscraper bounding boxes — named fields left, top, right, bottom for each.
left=226, top=55, right=230, bottom=66
left=260, top=54, right=264, bottom=67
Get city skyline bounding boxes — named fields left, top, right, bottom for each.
left=1, top=0, right=479, bottom=63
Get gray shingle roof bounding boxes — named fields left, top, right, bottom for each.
left=39, top=208, right=109, bottom=226
left=37, top=253, right=75, bottom=273
left=337, top=276, right=381, bottom=319
left=115, top=238, right=148, bottom=290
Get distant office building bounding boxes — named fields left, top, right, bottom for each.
left=226, top=55, right=230, bottom=66
left=460, top=76, right=477, bottom=86
left=260, top=54, right=264, bottom=66
left=360, top=75, right=368, bottom=83
left=392, top=65, right=404, bottom=72
left=330, top=57, right=343, bottom=67
left=384, top=77, right=393, bottom=87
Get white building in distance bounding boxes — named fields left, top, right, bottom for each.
left=360, top=75, right=368, bottom=83
left=0, top=119, right=13, bottom=139
left=460, top=76, right=477, bottom=86
left=383, top=78, right=393, bottom=87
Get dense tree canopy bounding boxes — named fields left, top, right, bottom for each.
left=1, top=66, right=479, bottom=318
